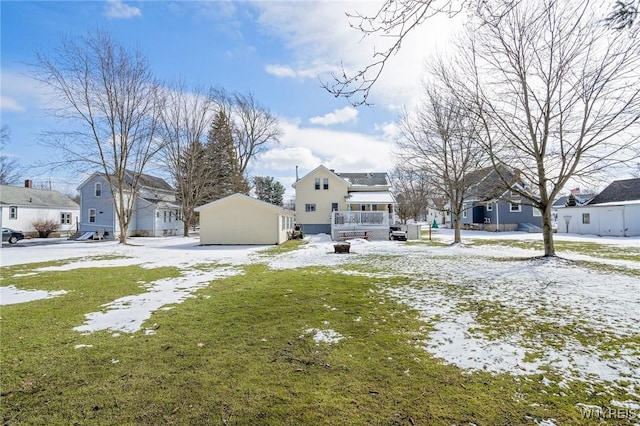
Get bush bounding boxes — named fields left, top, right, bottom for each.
left=31, top=219, right=60, bottom=238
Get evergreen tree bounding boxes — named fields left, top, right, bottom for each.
left=205, top=111, right=248, bottom=200
left=253, top=176, right=285, bottom=206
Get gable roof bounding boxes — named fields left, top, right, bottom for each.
left=588, top=178, right=640, bottom=205
left=128, top=171, right=174, bottom=192
left=194, top=193, right=294, bottom=214
left=464, top=166, right=519, bottom=201
left=78, top=170, right=174, bottom=193
left=0, top=185, right=79, bottom=208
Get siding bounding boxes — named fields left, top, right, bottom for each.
left=294, top=168, right=348, bottom=233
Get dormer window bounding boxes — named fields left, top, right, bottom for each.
left=95, top=182, right=102, bottom=197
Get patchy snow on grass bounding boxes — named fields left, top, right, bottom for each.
left=2, top=229, right=638, bottom=395
left=74, top=267, right=240, bottom=334
left=0, top=285, right=67, bottom=306
left=302, top=328, right=345, bottom=345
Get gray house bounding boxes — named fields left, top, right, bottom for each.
left=458, top=167, right=543, bottom=232
left=77, top=171, right=183, bottom=238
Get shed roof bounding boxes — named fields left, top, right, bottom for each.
left=0, top=185, right=79, bottom=208
left=195, top=193, right=294, bottom=215
left=588, top=178, right=640, bottom=205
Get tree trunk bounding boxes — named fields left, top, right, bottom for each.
left=183, top=219, right=190, bottom=237
left=541, top=209, right=555, bottom=257
left=453, top=216, right=461, bottom=244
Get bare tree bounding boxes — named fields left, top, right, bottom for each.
left=451, top=0, right=640, bottom=256
left=0, top=125, right=21, bottom=185
left=34, top=30, right=164, bottom=244
left=390, top=164, right=433, bottom=224
left=210, top=89, right=282, bottom=175
left=396, top=85, right=487, bottom=243
left=322, top=0, right=471, bottom=106
left=159, top=83, right=217, bottom=237
left=606, top=0, right=639, bottom=29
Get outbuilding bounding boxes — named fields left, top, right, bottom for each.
left=194, top=193, right=295, bottom=245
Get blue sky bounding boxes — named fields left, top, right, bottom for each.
left=1, top=0, right=457, bottom=198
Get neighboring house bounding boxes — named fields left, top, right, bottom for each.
left=194, top=193, right=295, bottom=245
left=458, top=167, right=543, bottom=232
left=77, top=171, right=183, bottom=238
left=555, top=178, right=640, bottom=237
left=292, top=165, right=396, bottom=240
left=0, top=180, right=80, bottom=237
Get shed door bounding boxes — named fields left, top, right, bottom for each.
left=598, top=207, right=624, bottom=236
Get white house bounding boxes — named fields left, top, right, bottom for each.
left=292, top=165, right=397, bottom=240
left=77, top=171, right=183, bottom=238
left=0, top=180, right=80, bottom=237
left=195, top=193, right=295, bottom=245
left=555, top=178, right=640, bottom=237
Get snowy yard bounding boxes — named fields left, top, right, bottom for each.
left=1, top=230, right=639, bottom=424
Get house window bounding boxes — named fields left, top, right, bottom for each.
left=331, top=202, right=338, bottom=212
left=9, top=206, right=17, bottom=219
left=95, top=182, right=102, bottom=197
left=164, top=211, right=167, bottom=222
left=533, top=207, right=542, bottom=217
left=89, top=208, right=96, bottom=223
left=156, top=211, right=160, bottom=218
left=582, top=213, right=590, bottom=224
left=314, top=178, right=320, bottom=190
left=462, top=203, right=468, bottom=219
left=323, top=178, right=329, bottom=190
left=486, top=203, right=493, bottom=211
left=510, top=203, right=521, bottom=212
left=372, top=205, right=378, bottom=211
left=305, top=203, right=316, bottom=212
left=61, top=212, right=72, bottom=224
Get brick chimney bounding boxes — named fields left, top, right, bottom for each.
left=25, top=179, right=33, bottom=188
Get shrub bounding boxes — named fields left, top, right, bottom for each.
left=31, top=219, right=60, bottom=238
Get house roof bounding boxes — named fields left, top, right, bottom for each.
left=552, top=194, right=595, bottom=207
left=346, top=191, right=396, bottom=204
left=0, top=185, right=79, bottom=208
left=194, top=193, right=294, bottom=214
left=78, top=170, right=174, bottom=193
left=464, top=166, right=519, bottom=201
left=588, top=178, right=640, bottom=205
left=337, top=172, right=390, bottom=187
left=130, top=171, right=174, bottom=192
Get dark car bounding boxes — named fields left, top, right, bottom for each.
left=2, top=227, right=25, bottom=244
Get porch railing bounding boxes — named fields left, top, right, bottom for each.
left=331, top=211, right=389, bottom=227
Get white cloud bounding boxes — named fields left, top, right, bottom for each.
left=255, top=2, right=463, bottom=111
left=0, top=96, right=25, bottom=112
left=104, top=0, right=141, bottom=19
left=265, top=65, right=298, bottom=79
left=309, top=106, right=358, bottom=126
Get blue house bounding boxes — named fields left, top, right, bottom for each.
left=77, top=171, right=183, bottom=238
left=459, top=167, right=543, bottom=232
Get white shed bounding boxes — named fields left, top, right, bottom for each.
left=194, top=193, right=295, bottom=245
left=556, top=201, right=640, bottom=237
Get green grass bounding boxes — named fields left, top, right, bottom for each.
left=469, top=238, right=640, bottom=261
left=257, top=239, right=307, bottom=256
left=1, top=262, right=636, bottom=425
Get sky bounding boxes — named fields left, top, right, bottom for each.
left=0, top=0, right=460, bottom=199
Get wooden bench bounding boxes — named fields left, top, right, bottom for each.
left=337, top=230, right=369, bottom=241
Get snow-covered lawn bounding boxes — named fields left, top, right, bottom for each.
left=2, top=230, right=639, bottom=418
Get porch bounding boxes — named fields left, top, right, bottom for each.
left=331, top=211, right=391, bottom=241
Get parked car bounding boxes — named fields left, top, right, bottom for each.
left=2, top=227, right=25, bottom=244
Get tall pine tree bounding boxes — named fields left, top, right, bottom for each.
left=205, top=111, right=248, bottom=201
